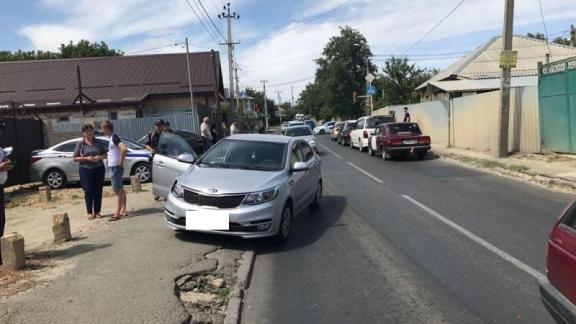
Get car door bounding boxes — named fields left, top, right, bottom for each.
left=288, top=141, right=307, bottom=213
left=351, top=118, right=365, bottom=147
left=53, top=140, right=81, bottom=181
left=370, top=127, right=380, bottom=152
left=299, top=141, right=320, bottom=203
left=152, top=132, right=197, bottom=198
left=548, top=203, right=576, bottom=304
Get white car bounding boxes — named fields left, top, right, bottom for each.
left=313, top=122, right=335, bottom=135
left=284, top=125, right=319, bottom=152
left=350, top=115, right=395, bottom=151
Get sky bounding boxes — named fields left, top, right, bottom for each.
left=1, top=0, right=575, bottom=102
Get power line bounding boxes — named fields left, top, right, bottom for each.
left=195, top=0, right=226, bottom=41
left=389, top=0, right=441, bottom=46
left=125, top=43, right=183, bottom=55
left=379, top=0, right=418, bottom=45
left=183, top=0, right=220, bottom=43
left=537, top=0, right=552, bottom=55
left=403, top=0, right=467, bottom=54
left=267, top=76, right=315, bottom=88
left=374, top=50, right=471, bottom=57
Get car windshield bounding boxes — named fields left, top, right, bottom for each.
left=285, top=127, right=312, bottom=137
left=367, top=116, right=395, bottom=128
left=388, top=123, right=422, bottom=134
left=197, top=139, right=287, bottom=171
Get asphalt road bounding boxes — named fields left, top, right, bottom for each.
left=242, top=135, right=572, bottom=324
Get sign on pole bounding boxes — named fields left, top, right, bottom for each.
left=365, top=73, right=376, bottom=83
left=499, top=50, right=518, bottom=68
left=367, top=84, right=377, bottom=96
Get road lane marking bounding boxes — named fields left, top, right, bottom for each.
left=318, top=143, right=343, bottom=159
left=401, top=194, right=545, bottom=281
left=347, top=162, right=384, bottom=184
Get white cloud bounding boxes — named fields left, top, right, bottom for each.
left=19, top=25, right=95, bottom=51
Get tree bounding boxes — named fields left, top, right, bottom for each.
left=526, top=32, right=546, bottom=41
left=0, top=40, right=123, bottom=62
left=374, top=57, right=436, bottom=106
left=526, top=26, right=576, bottom=47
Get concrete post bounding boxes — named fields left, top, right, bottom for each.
left=130, top=175, right=142, bottom=193
left=38, top=186, right=52, bottom=202
left=1, top=233, right=25, bottom=270
left=52, top=213, right=72, bottom=243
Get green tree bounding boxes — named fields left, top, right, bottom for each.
left=374, top=57, right=436, bottom=106
left=0, top=40, right=123, bottom=62
left=526, top=32, right=546, bottom=40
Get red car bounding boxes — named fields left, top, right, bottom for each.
left=367, top=122, right=431, bottom=160
left=540, top=201, right=576, bottom=324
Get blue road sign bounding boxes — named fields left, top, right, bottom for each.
left=367, top=85, right=377, bottom=96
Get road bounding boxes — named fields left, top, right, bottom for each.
left=242, top=135, right=572, bottom=324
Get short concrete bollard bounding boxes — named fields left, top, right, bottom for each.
left=52, top=213, right=72, bottom=244
left=38, top=186, right=52, bottom=202
left=1, top=233, right=25, bottom=270
left=130, top=175, right=142, bottom=193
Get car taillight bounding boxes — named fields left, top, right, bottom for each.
left=31, top=156, right=42, bottom=163
left=418, top=137, right=431, bottom=145
left=390, top=139, right=403, bottom=146
left=363, top=130, right=368, bottom=138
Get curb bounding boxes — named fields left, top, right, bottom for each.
left=224, top=249, right=255, bottom=324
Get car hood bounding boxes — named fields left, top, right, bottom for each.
left=177, top=166, right=286, bottom=194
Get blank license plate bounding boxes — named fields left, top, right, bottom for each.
left=186, top=210, right=229, bottom=230
left=403, top=140, right=418, bottom=145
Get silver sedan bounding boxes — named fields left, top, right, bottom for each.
left=30, top=136, right=152, bottom=189
left=155, top=133, right=322, bottom=244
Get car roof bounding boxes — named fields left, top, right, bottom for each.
left=228, top=134, right=292, bottom=144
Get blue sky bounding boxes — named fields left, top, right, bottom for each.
left=1, top=0, right=575, bottom=100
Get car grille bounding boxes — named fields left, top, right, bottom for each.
left=183, top=190, right=245, bottom=209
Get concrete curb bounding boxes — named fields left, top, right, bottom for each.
left=224, top=249, right=255, bottom=324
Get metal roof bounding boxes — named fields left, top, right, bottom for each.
left=427, top=75, right=538, bottom=93
left=417, top=35, right=576, bottom=91
left=0, top=52, right=224, bottom=107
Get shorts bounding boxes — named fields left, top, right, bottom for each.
left=109, top=166, right=124, bottom=192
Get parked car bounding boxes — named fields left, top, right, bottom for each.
left=284, top=125, right=318, bottom=152
left=138, top=130, right=204, bottom=156
left=367, top=122, right=431, bottom=160
left=304, top=120, right=316, bottom=130
left=539, top=201, right=576, bottom=324
left=288, top=121, right=305, bottom=128
left=160, top=134, right=322, bottom=244
left=281, top=122, right=289, bottom=134
left=30, top=136, right=152, bottom=189
left=337, top=120, right=356, bottom=146
left=313, top=121, right=335, bottom=135
left=350, top=115, right=395, bottom=151
left=330, top=122, right=344, bottom=142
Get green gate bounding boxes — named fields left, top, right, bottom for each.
left=539, top=57, right=576, bottom=153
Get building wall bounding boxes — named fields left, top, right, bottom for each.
left=143, top=95, right=215, bottom=115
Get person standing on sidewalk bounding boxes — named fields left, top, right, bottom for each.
left=200, top=117, right=213, bottom=153
left=230, top=120, right=238, bottom=135
left=145, top=119, right=165, bottom=153
left=0, top=121, right=14, bottom=264
left=102, top=121, right=127, bottom=221
left=73, top=124, right=107, bottom=220
left=403, top=107, right=411, bottom=122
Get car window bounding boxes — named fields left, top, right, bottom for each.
left=367, top=116, right=395, bottom=128
left=355, top=119, right=365, bottom=129
left=285, top=126, right=313, bottom=137
left=299, top=142, right=315, bottom=162
left=564, top=205, right=576, bottom=230
left=290, top=143, right=304, bottom=168
left=54, top=141, right=79, bottom=153
left=157, top=132, right=194, bottom=159
left=374, top=127, right=380, bottom=135
left=388, top=123, right=422, bottom=135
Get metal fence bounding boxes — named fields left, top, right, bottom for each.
left=51, top=112, right=197, bottom=141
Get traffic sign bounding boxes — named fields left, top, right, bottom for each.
left=367, top=84, right=377, bottom=96
left=365, top=73, right=376, bottom=83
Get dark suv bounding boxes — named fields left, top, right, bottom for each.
left=337, top=120, right=356, bottom=146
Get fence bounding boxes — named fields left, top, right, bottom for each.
left=373, top=86, right=541, bottom=154
left=48, top=113, right=197, bottom=146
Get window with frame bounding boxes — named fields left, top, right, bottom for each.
left=54, top=141, right=79, bottom=152
left=109, top=111, right=118, bottom=120
left=290, top=143, right=304, bottom=168
left=158, top=132, right=193, bottom=159
left=299, top=142, right=314, bottom=162
left=564, top=206, right=576, bottom=230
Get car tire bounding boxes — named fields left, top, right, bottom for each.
left=368, top=145, right=374, bottom=156
left=309, top=182, right=322, bottom=210
left=132, top=162, right=151, bottom=183
left=382, top=149, right=391, bottom=160
left=417, top=151, right=428, bottom=160
left=43, top=169, right=67, bottom=190
left=358, top=140, right=364, bottom=152
left=274, top=204, right=293, bottom=245
left=320, top=130, right=325, bottom=135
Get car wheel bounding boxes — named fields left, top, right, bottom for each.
left=358, top=139, right=364, bottom=152
left=368, top=145, right=374, bottom=156
left=320, top=130, right=325, bottom=135
left=382, top=149, right=391, bottom=160
left=274, top=204, right=293, bottom=245
left=309, top=182, right=322, bottom=210
left=132, top=163, right=151, bottom=182
left=417, top=151, right=428, bottom=160
left=44, top=169, right=67, bottom=190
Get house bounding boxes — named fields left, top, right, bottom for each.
left=416, top=35, right=576, bottom=102
left=0, top=52, right=225, bottom=125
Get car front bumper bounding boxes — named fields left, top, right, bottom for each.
left=539, top=277, right=576, bottom=324
left=164, top=192, right=284, bottom=239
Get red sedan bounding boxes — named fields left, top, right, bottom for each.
left=367, top=122, right=431, bottom=160
left=540, top=201, right=576, bottom=323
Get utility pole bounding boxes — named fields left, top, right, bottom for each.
left=571, top=24, right=576, bottom=47
left=185, top=37, right=198, bottom=132
left=260, top=80, right=269, bottom=131
left=291, top=86, right=295, bottom=108
left=497, top=0, right=514, bottom=158
left=234, top=62, right=241, bottom=112
left=275, top=91, right=283, bottom=123
left=219, top=3, right=239, bottom=117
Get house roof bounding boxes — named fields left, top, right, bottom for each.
left=0, top=52, right=224, bottom=107
left=417, top=35, right=576, bottom=92
left=426, top=75, right=538, bottom=93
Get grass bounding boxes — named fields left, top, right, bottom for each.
left=507, top=165, right=530, bottom=173
left=444, top=153, right=532, bottom=174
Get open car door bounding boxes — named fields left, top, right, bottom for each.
left=152, top=132, right=198, bottom=198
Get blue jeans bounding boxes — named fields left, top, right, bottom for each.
left=109, top=166, right=124, bottom=192
left=79, top=166, right=105, bottom=214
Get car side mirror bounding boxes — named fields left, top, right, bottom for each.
left=291, top=161, right=309, bottom=173
left=177, top=153, right=196, bottom=164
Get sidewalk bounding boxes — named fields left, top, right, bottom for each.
left=433, top=145, right=576, bottom=191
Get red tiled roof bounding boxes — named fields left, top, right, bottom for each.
left=0, top=52, right=224, bottom=107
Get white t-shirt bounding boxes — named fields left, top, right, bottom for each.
left=107, top=134, right=123, bottom=167
left=201, top=122, right=213, bottom=140
left=0, top=148, right=7, bottom=185
left=230, top=124, right=238, bottom=135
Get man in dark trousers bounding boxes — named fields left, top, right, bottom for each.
left=403, top=107, right=411, bottom=122
left=145, top=119, right=165, bottom=153
left=0, top=121, right=14, bottom=264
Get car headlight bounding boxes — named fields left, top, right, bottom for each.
left=171, top=181, right=184, bottom=199
left=309, top=140, right=316, bottom=145
left=243, top=186, right=279, bottom=205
